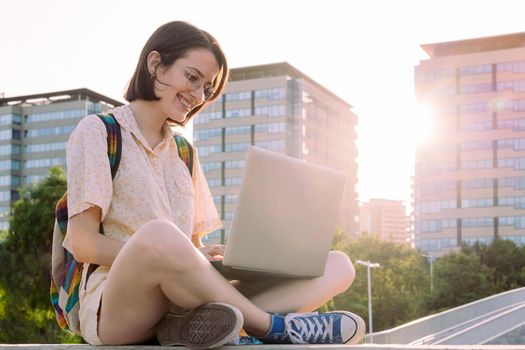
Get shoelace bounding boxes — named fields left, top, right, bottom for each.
left=284, top=312, right=335, bottom=344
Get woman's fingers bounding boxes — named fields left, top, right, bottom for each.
left=199, top=244, right=225, bottom=260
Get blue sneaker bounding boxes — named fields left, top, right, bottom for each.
left=260, top=311, right=365, bottom=344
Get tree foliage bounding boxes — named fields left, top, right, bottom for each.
left=0, top=167, right=79, bottom=343
left=461, top=239, right=525, bottom=292
left=326, top=231, right=431, bottom=332
left=323, top=230, right=524, bottom=333
left=427, top=251, right=495, bottom=312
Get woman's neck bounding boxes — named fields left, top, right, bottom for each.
left=129, top=100, right=167, bottom=135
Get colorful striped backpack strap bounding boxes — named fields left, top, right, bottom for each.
left=174, top=133, right=194, bottom=177
left=50, top=113, right=121, bottom=335
left=96, top=113, right=122, bottom=179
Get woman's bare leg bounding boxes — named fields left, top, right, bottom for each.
left=97, top=220, right=270, bottom=345
left=233, top=251, right=355, bottom=313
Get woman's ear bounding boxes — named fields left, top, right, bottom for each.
left=147, top=50, right=162, bottom=76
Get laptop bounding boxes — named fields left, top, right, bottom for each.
left=211, top=146, right=347, bottom=281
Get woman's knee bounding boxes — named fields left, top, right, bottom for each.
left=127, top=219, right=197, bottom=270
left=327, top=251, right=356, bottom=292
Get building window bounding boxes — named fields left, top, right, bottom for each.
left=496, top=60, right=525, bottom=73
left=0, top=176, right=20, bottom=187
left=497, top=118, right=525, bottom=131
left=0, top=145, right=20, bottom=156
left=0, top=114, right=22, bottom=125
left=461, top=159, right=492, bottom=170
left=462, top=178, right=492, bottom=189
left=460, top=64, right=492, bottom=76
left=498, top=157, right=525, bottom=170
left=25, top=142, right=67, bottom=153
left=0, top=160, right=21, bottom=171
left=421, top=200, right=456, bottom=213
left=460, top=120, right=492, bottom=132
left=194, top=111, right=222, bottom=124
left=194, top=128, right=221, bottom=141
left=207, top=178, right=221, bottom=187
left=499, top=216, right=525, bottom=228
left=460, top=83, right=492, bottom=94
left=255, top=122, right=285, bottom=134
left=462, top=217, right=493, bottom=228
left=499, top=197, right=525, bottom=209
left=461, top=140, right=492, bottom=151
left=255, top=105, right=285, bottom=118
left=197, top=145, right=221, bottom=157
left=225, top=125, right=251, bottom=136
left=26, top=125, right=76, bottom=138
left=226, top=108, right=251, bottom=119
left=499, top=176, right=525, bottom=189
left=24, top=175, right=46, bottom=185
left=460, top=102, right=489, bottom=113
left=24, top=157, right=66, bottom=169
left=461, top=198, right=494, bottom=208
left=201, top=161, right=221, bottom=172
left=27, top=109, right=84, bottom=123
left=225, top=91, right=251, bottom=101
left=225, top=177, right=242, bottom=186
left=255, top=88, right=286, bottom=100
left=225, top=160, right=245, bottom=169
left=254, top=140, right=285, bottom=152
left=225, top=142, right=250, bottom=153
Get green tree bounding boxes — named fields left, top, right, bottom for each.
left=0, top=167, right=79, bottom=343
left=461, top=239, right=525, bottom=292
left=428, top=251, right=495, bottom=312
left=326, top=232, right=431, bottom=332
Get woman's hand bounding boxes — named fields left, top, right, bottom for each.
left=198, top=244, right=225, bottom=261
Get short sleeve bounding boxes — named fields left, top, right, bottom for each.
left=192, top=149, right=222, bottom=237
left=66, top=115, right=113, bottom=221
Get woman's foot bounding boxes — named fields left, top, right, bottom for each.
left=258, top=311, right=366, bottom=344
left=155, top=302, right=243, bottom=349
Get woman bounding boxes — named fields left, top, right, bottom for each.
left=66, top=21, right=365, bottom=347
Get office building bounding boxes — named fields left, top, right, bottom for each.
left=414, top=32, right=525, bottom=255
left=0, top=88, right=122, bottom=230
left=194, top=62, right=358, bottom=243
left=359, top=199, right=409, bottom=244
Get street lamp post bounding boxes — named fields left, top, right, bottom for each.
left=423, top=255, right=434, bottom=293
left=356, top=260, right=380, bottom=336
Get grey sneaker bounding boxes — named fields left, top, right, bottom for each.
left=156, top=302, right=243, bottom=349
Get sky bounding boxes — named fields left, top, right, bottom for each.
left=1, top=0, right=525, bottom=208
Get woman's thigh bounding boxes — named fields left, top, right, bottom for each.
left=97, top=221, right=189, bottom=345
left=231, top=278, right=284, bottom=299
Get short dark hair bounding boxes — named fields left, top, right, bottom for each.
left=124, top=21, right=229, bottom=126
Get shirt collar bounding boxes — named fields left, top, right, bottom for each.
left=109, top=105, right=173, bottom=153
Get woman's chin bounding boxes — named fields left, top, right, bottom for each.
left=169, top=110, right=188, bottom=123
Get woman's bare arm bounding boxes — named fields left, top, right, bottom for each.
left=68, top=206, right=124, bottom=266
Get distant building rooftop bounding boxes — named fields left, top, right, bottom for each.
left=0, top=88, right=124, bottom=108
left=230, top=62, right=352, bottom=108
left=421, top=32, right=525, bottom=58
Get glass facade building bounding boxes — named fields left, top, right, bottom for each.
left=194, top=62, right=359, bottom=244
left=414, top=32, right=525, bottom=256
left=0, top=89, right=122, bottom=230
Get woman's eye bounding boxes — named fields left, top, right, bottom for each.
left=186, top=72, right=199, bottom=82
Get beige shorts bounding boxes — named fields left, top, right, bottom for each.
left=79, top=264, right=110, bottom=345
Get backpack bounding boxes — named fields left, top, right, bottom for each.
left=50, top=113, right=194, bottom=334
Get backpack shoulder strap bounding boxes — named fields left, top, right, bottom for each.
left=174, top=133, right=194, bottom=177
left=96, top=113, right=122, bottom=179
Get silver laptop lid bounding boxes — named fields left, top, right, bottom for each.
left=223, top=146, right=347, bottom=277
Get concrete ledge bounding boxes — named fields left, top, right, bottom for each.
left=1, top=345, right=525, bottom=350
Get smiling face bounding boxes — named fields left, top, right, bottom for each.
left=149, top=48, right=220, bottom=123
